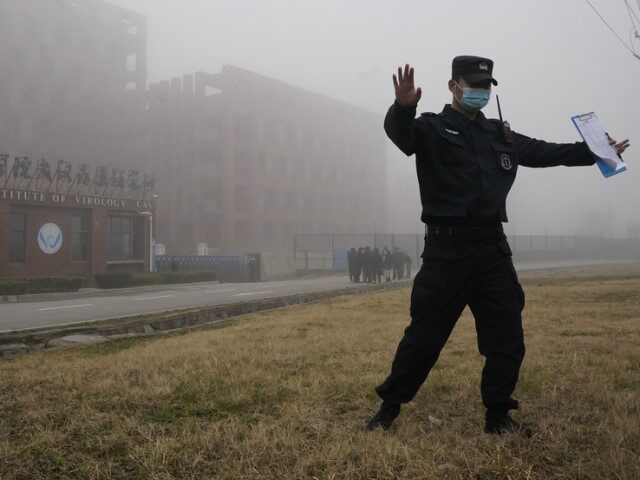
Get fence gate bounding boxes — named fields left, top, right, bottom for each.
left=293, top=233, right=639, bottom=271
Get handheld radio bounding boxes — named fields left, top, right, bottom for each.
left=496, top=95, right=513, bottom=144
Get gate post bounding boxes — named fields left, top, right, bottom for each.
left=332, top=234, right=335, bottom=270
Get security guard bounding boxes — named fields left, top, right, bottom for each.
left=366, top=56, right=631, bottom=435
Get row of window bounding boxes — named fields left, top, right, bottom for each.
left=218, top=148, right=382, bottom=187
left=240, top=221, right=375, bottom=241
left=195, top=186, right=378, bottom=217
left=4, top=82, right=111, bottom=112
left=3, top=9, right=138, bottom=52
left=252, top=119, right=375, bottom=152
left=8, top=212, right=143, bottom=263
left=168, top=138, right=383, bottom=202
left=234, top=189, right=375, bottom=215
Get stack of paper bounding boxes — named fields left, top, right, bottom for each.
left=571, top=112, right=627, bottom=178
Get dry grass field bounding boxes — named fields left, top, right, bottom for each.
left=1, top=264, right=640, bottom=480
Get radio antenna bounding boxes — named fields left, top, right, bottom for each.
left=496, top=95, right=504, bottom=122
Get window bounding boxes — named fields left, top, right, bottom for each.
left=72, top=215, right=89, bottom=261
left=108, top=216, right=142, bottom=261
left=22, top=84, right=35, bottom=106
left=126, top=53, right=137, bottom=72
left=265, top=153, right=275, bottom=175
left=286, top=191, right=297, bottom=211
left=276, top=122, right=285, bottom=143
left=10, top=14, right=25, bottom=40
left=234, top=148, right=250, bottom=178
left=256, top=119, right=265, bottom=144
left=304, top=193, right=315, bottom=212
left=9, top=83, right=22, bottom=108
left=277, top=155, right=288, bottom=175
left=262, top=221, right=275, bottom=240
left=235, top=220, right=250, bottom=240
left=233, top=115, right=251, bottom=142
left=285, top=124, right=295, bottom=144
left=234, top=185, right=250, bottom=212
left=9, top=211, right=26, bottom=263
left=20, top=119, right=33, bottom=144
left=41, top=88, right=52, bottom=111
left=15, top=49, right=26, bottom=70
left=257, top=151, right=267, bottom=173
left=264, top=188, right=277, bottom=212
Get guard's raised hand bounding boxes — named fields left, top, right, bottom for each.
left=393, top=64, right=422, bottom=107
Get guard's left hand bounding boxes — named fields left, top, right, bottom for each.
left=609, top=136, right=631, bottom=156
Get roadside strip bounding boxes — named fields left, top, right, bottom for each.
left=0, top=279, right=412, bottom=358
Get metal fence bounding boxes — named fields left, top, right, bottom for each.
left=156, top=255, right=259, bottom=283
left=293, top=234, right=423, bottom=270
left=293, top=233, right=640, bottom=270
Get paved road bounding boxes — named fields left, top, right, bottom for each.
left=0, top=274, right=397, bottom=332
left=0, top=259, right=627, bottom=332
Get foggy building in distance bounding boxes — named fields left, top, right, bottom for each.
left=149, top=65, right=388, bottom=254
left=387, top=159, right=422, bottom=234
left=0, top=0, right=149, bottom=172
left=0, top=0, right=155, bottom=280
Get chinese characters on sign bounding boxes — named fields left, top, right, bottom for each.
left=0, top=153, right=155, bottom=199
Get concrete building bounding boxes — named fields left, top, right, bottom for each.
left=0, top=0, right=154, bottom=280
left=0, top=0, right=149, bottom=172
left=149, top=65, right=388, bottom=254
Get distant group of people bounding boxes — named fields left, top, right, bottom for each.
left=347, top=246, right=413, bottom=283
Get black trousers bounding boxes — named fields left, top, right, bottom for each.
left=375, top=233, right=525, bottom=414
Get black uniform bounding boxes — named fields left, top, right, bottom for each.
left=354, top=248, right=363, bottom=283
left=375, top=58, right=596, bottom=418
left=347, top=248, right=356, bottom=282
left=382, top=247, right=393, bottom=282
left=361, top=247, right=371, bottom=283
left=391, top=248, right=402, bottom=280
left=373, top=247, right=384, bottom=283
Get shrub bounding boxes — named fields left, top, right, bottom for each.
left=93, top=271, right=216, bottom=289
left=93, top=272, right=132, bottom=289
left=0, top=276, right=86, bottom=296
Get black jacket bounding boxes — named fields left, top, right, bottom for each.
left=384, top=102, right=596, bottom=224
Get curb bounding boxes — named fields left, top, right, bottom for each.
left=0, top=279, right=412, bottom=358
left=0, top=273, right=352, bottom=304
left=0, top=281, right=226, bottom=304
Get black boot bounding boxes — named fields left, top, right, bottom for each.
left=366, top=401, right=401, bottom=431
left=484, top=413, right=534, bottom=438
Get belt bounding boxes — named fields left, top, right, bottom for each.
left=425, top=223, right=503, bottom=240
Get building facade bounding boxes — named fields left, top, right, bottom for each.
left=149, top=65, right=388, bottom=254
left=0, top=177, right=155, bottom=280
left=0, top=0, right=153, bottom=280
left=0, top=0, right=149, bottom=172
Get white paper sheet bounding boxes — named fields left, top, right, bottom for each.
left=572, top=112, right=626, bottom=173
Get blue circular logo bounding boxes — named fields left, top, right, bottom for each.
left=38, top=223, right=63, bottom=255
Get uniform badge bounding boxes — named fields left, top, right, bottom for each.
left=500, top=154, right=513, bottom=171
left=479, top=62, right=489, bottom=71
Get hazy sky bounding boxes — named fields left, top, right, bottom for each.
left=111, top=0, right=639, bottom=235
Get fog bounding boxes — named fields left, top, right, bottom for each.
left=112, top=0, right=639, bottom=236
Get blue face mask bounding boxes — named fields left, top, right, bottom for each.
left=455, top=82, right=491, bottom=112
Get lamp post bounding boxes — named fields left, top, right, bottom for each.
left=137, top=211, right=154, bottom=272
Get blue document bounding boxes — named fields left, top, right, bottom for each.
left=571, top=112, right=627, bottom=178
